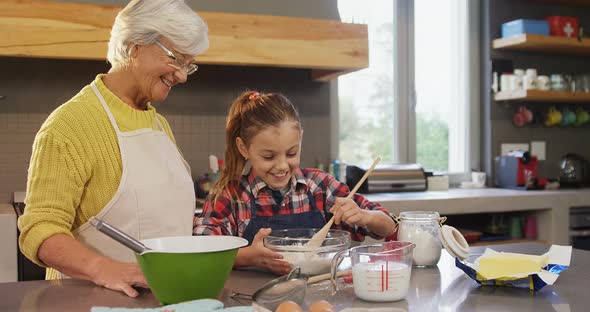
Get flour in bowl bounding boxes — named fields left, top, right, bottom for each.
left=280, top=251, right=332, bottom=275
left=276, top=243, right=333, bottom=275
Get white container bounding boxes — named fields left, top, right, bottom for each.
left=397, top=211, right=442, bottom=267
left=523, top=75, right=537, bottom=90
left=472, top=171, right=486, bottom=187
left=526, top=68, right=538, bottom=80
left=427, top=175, right=449, bottom=191
left=537, top=75, right=550, bottom=90
left=500, top=74, right=513, bottom=92
left=510, top=74, right=524, bottom=91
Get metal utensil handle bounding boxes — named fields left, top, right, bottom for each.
left=89, top=217, right=150, bottom=254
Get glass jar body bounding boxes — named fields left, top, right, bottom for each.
left=397, top=211, right=442, bottom=266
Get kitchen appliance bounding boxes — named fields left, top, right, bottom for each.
left=12, top=192, right=46, bottom=281
left=559, top=153, right=589, bottom=187
left=570, top=207, right=590, bottom=251
left=0, top=203, right=17, bottom=282
left=494, top=151, right=541, bottom=190
left=346, top=164, right=427, bottom=193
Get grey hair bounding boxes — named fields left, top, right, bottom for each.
left=107, top=0, right=209, bottom=68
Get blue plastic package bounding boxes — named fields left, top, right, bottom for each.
left=502, top=19, right=550, bottom=38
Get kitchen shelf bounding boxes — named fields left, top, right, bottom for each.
left=493, top=34, right=590, bottom=56
left=0, top=0, right=368, bottom=81
left=522, top=0, right=590, bottom=6
left=495, top=90, right=590, bottom=103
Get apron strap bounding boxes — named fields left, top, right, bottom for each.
left=90, top=81, right=122, bottom=134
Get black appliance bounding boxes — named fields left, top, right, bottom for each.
left=12, top=198, right=46, bottom=281
left=559, top=153, right=589, bottom=187
left=570, top=207, right=590, bottom=251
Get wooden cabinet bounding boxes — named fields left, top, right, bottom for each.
left=0, top=0, right=368, bottom=81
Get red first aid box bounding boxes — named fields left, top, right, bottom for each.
left=546, top=16, right=579, bottom=38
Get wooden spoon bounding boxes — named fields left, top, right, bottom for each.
left=306, top=157, right=381, bottom=249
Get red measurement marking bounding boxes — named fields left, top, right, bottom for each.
left=381, top=264, right=385, bottom=292
left=386, top=260, right=389, bottom=290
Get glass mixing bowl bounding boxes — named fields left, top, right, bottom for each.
left=264, top=229, right=351, bottom=276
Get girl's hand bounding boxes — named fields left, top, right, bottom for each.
left=90, top=258, right=149, bottom=297
left=329, top=197, right=372, bottom=227
left=248, top=228, right=292, bottom=275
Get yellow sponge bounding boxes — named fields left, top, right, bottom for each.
left=477, top=251, right=549, bottom=279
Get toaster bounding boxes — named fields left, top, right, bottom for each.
left=346, top=164, right=427, bottom=193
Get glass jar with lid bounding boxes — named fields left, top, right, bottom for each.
left=397, top=211, right=442, bottom=267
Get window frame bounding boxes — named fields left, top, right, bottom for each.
left=334, top=0, right=480, bottom=184
left=393, top=0, right=480, bottom=183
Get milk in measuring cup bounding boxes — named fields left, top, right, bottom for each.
left=351, top=261, right=411, bottom=302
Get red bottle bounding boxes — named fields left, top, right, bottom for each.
left=524, top=215, right=538, bottom=239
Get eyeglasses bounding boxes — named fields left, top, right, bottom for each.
left=154, top=40, right=198, bottom=75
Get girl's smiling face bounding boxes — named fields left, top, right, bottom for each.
left=237, top=120, right=302, bottom=190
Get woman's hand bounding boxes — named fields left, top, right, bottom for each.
left=329, top=197, right=371, bottom=227
left=235, top=228, right=292, bottom=275
left=37, top=233, right=149, bottom=297
left=89, top=257, right=149, bottom=297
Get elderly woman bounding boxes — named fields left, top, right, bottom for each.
left=18, top=0, right=208, bottom=297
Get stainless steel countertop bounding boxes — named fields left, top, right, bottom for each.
left=0, top=243, right=587, bottom=312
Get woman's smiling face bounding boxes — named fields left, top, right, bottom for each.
left=132, top=37, right=192, bottom=104
left=237, top=121, right=302, bottom=190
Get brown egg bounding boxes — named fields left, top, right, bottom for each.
left=275, top=300, right=303, bottom=312
left=308, top=300, right=335, bottom=312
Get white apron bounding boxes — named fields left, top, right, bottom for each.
left=57, top=82, right=195, bottom=277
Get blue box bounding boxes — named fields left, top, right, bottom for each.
left=501, top=19, right=550, bottom=38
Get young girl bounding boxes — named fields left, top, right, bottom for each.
left=193, top=91, right=396, bottom=275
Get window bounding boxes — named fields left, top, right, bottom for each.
left=337, top=0, right=395, bottom=165
left=338, top=0, right=479, bottom=180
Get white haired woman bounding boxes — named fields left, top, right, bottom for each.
left=18, top=0, right=208, bottom=297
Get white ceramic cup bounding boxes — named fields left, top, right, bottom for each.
left=510, top=75, right=523, bottom=91
left=537, top=75, right=550, bottom=90
left=500, top=74, right=513, bottom=92
left=514, top=69, right=525, bottom=77
left=523, top=75, right=537, bottom=90
left=472, top=172, right=486, bottom=187
left=526, top=68, right=538, bottom=80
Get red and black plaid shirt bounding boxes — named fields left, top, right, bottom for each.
left=193, top=167, right=390, bottom=241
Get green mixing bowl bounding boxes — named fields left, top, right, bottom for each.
left=136, top=236, right=248, bottom=305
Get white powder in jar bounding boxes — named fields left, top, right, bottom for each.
left=398, top=225, right=441, bottom=266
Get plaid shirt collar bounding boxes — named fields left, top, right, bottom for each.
left=243, top=165, right=309, bottom=198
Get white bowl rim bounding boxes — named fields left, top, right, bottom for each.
left=265, top=228, right=351, bottom=240
left=141, top=235, right=248, bottom=254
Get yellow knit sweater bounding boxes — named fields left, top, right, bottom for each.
left=18, top=74, right=177, bottom=279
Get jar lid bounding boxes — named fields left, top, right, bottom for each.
left=399, top=211, right=440, bottom=220
left=439, top=225, right=469, bottom=260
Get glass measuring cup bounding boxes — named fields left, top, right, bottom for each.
left=330, top=241, right=415, bottom=302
